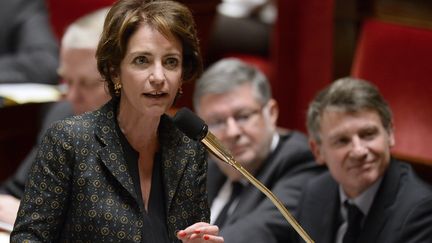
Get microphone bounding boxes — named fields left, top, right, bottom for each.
left=173, top=107, right=314, bottom=243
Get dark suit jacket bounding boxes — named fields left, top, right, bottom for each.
left=208, top=131, right=325, bottom=243
left=295, top=159, right=432, bottom=243
left=11, top=99, right=210, bottom=242
left=0, top=101, right=73, bottom=198
left=0, top=0, right=58, bottom=84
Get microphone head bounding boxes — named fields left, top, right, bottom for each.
left=173, top=107, right=208, bottom=141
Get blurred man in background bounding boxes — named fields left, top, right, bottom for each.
left=0, top=7, right=111, bottom=227
left=193, top=58, right=324, bottom=243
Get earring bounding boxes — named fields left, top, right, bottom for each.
left=114, top=82, right=122, bottom=96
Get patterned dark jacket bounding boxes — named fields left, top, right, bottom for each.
left=11, top=99, right=209, bottom=242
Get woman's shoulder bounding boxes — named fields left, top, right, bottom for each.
left=48, top=100, right=115, bottom=136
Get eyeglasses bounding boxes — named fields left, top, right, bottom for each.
left=207, top=105, right=266, bottom=133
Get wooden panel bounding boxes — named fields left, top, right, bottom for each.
left=333, top=0, right=373, bottom=79
left=374, top=0, right=432, bottom=28
left=272, top=0, right=334, bottom=132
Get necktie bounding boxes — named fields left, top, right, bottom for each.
left=214, top=182, right=243, bottom=228
left=343, top=202, right=364, bottom=243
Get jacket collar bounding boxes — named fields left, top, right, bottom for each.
left=158, top=114, right=190, bottom=213
left=94, top=99, right=189, bottom=213
left=94, top=99, right=138, bottom=202
left=359, top=159, right=401, bottom=242
left=310, top=174, right=341, bottom=243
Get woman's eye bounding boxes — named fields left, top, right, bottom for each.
left=133, top=56, right=148, bottom=65
left=165, top=58, right=179, bottom=69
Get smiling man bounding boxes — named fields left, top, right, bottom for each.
left=295, top=77, right=432, bottom=243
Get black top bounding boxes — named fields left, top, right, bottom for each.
left=115, top=118, right=170, bottom=243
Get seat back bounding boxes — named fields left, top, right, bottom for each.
left=352, top=19, right=432, bottom=167
left=46, top=0, right=115, bottom=39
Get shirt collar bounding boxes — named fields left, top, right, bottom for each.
left=270, top=133, right=280, bottom=152
left=339, top=177, right=382, bottom=216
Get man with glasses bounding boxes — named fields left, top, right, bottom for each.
left=193, top=58, right=324, bottom=243
left=0, top=8, right=110, bottom=228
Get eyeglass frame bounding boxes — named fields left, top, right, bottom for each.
left=206, top=102, right=270, bottom=134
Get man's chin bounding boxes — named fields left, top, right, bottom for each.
left=213, top=150, right=253, bottom=167
left=232, top=152, right=251, bottom=164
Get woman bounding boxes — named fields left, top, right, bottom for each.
left=11, top=0, right=223, bottom=242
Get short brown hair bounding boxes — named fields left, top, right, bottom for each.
left=307, top=77, right=393, bottom=143
left=96, top=0, right=203, bottom=97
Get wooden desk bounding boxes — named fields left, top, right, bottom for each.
left=0, top=102, right=54, bottom=182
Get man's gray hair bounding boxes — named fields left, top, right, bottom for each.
left=306, top=77, right=393, bottom=143
left=61, top=7, right=109, bottom=49
left=193, top=58, right=272, bottom=110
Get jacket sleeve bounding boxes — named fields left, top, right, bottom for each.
left=397, top=194, right=432, bottom=242
left=219, top=147, right=323, bottom=243
left=11, top=120, right=74, bottom=242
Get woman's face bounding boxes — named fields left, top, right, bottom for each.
left=118, top=24, right=183, bottom=117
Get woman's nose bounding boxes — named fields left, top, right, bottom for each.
left=149, top=63, right=165, bottom=86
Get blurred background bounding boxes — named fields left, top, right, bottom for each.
left=1, top=0, right=431, bottom=182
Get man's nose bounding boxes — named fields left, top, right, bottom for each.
left=350, top=136, right=368, bottom=158
left=224, top=117, right=242, bottom=138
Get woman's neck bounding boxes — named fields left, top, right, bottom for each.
left=117, top=102, right=160, bottom=153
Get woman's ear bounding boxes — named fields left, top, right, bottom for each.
left=110, top=66, right=120, bottom=82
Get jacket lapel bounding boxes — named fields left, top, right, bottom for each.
left=358, top=160, right=400, bottom=242
left=309, top=176, right=340, bottom=243
left=158, top=115, right=189, bottom=213
left=94, top=100, right=139, bottom=203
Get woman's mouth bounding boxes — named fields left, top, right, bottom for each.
left=143, top=91, right=167, bottom=98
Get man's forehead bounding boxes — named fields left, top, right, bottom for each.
left=319, top=109, right=382, bottom=134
